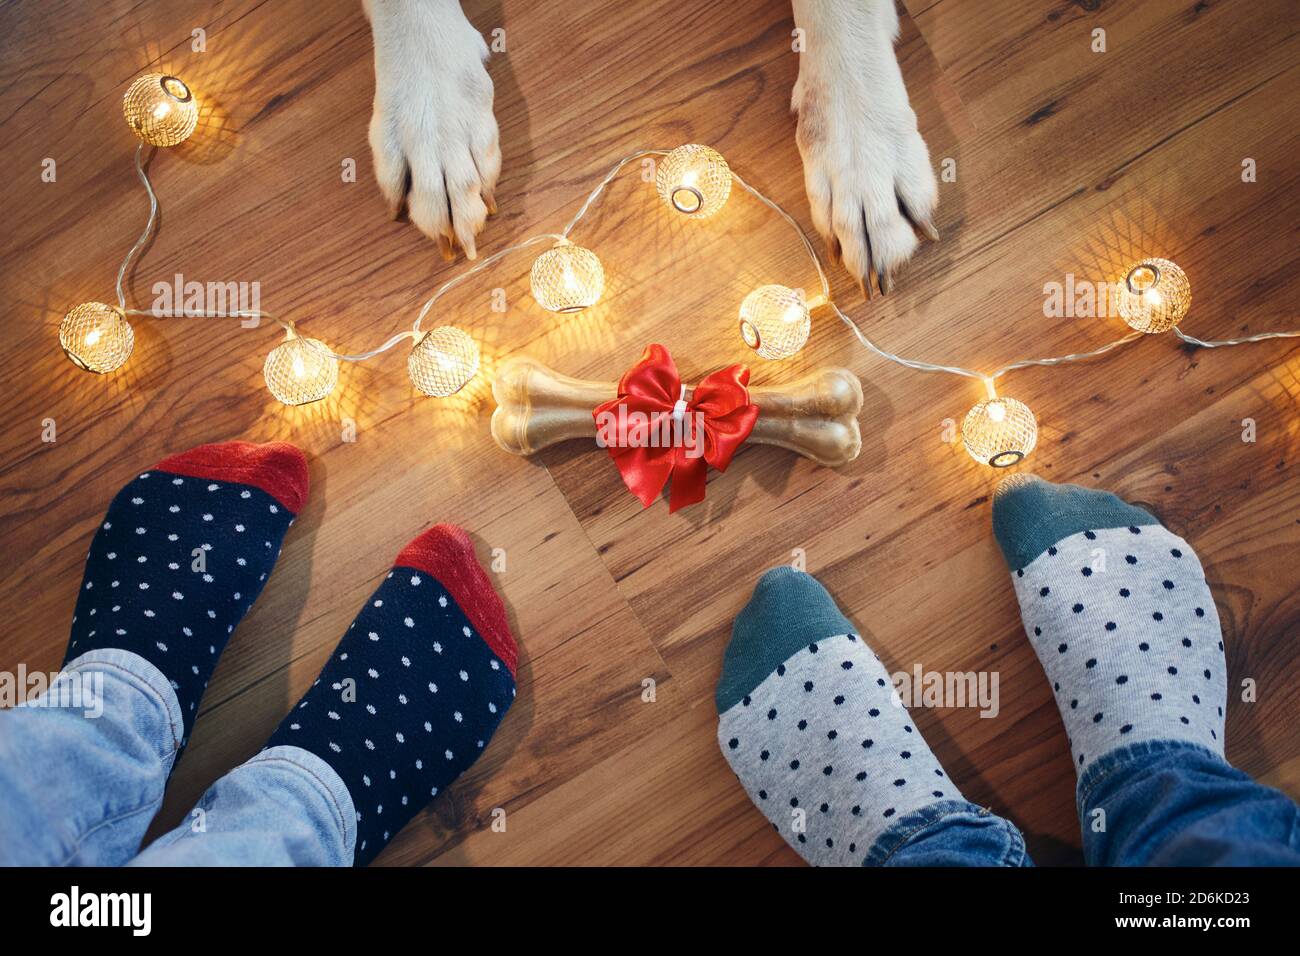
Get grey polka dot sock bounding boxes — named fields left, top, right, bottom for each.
left=992, top=474, right=1226, bottom=773
left=716, top=568, right=960, bottom=866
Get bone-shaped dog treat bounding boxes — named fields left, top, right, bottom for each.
left=491, top=356, right=863, bottom=467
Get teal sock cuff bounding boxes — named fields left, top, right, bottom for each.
left=991, top=474, right=1159, bottom=571
left=715, top=567, right=855, bottom=714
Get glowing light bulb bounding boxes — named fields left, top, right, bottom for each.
left=123, top=73, right=198, bottom=147
left=1117, top=258, right=1191, bottom=333
left=408, top=326, right=479, bottom=397
left=656, top=144, right=731, bottom=218
left=263, top=335, right=338, bottom=406
left=530, top=243, right=605, bottom=313
left=59, top=302, right=134, bottom=373
left=738, top=285, right=811, bottom=360
left=962, top=394, right=1037, bottom=467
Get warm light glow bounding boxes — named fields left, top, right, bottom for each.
left=59, top=302, right=134, bottom=373
left=264, top=335, right=339, bottom=406
left=738, top=285, right=811, bottom=360
left=123, top=73, right=198, bottom=147
left=530, top=243, right=605, bottom=313
left=962, top=396, right=1037, bottom=467
left=1117, top=258, right=1191, bottom=333
left=408, top=326, right=479, bottom=397
left=656, top=144, right=731, bottom=218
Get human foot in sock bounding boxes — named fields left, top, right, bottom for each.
left=66, top=440, right=309, bottom=742
left=716, top=567, right=962, bottom=866
left=992, top=474, right=1226, bottom=772
left=265, top=524, right=517, bottom=866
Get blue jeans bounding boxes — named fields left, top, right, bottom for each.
left=3, top=651, right=1297, bottom=866
left=0, top=649, right=356, bottom=866
left=867, top=740, right=1300, bottom=866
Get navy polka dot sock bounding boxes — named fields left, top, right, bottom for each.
left=716, top=567, right=962, bottom=866
left=992, top=474, right=1226, bottom=773
left=265, top=524, right=517, bottom=866
left=65, top=440, right=309, bottom=742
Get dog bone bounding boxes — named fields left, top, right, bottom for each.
left=491, top=356, right=863, bottom=467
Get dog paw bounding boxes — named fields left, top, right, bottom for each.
left=791, top=4, right=937, bottom=295
left=364, top=0, right=500, bottom=259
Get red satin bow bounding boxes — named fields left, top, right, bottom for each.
left=593, top=344, right=760, bottom=512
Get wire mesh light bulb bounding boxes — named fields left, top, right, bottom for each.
left=59, top=302, right=134, bottom=373
left=656, top=144, right=731, bottom=218
left=264, top=335, right=339, bottom=406
left=739, top=285, right=811, bottom=360
left=530, top=243, right=605, bottom=313
left=962, top=393, right=1037, bottom=467
left=123, top=73, right=199, bottom=147
left=408, top=326, right=479, bottom=397
left=1117, top=258, right=1191, bottom=333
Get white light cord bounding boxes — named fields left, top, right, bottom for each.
left=411, top=233, right=564, bottom=336
left=1173, top=327, right=1300, bottom=348
left=316, top=329, right=418, bottom=362
left=732, top=170, right=1147, bottom=383
left=115, top=144, right=414, bottom=363
left=731, top=168, right=832, bottom=302
left=827, top=300, right=985, bottom=380
left=113, top=145, right=1297, bottom=383
left=562, top=150, right=669, bottom=238
left=115, top=143, right=159, bottom=311
left=990, top=331, right=1146, bottom=379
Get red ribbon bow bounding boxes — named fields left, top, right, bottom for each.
left=593, top=344, right=760, bottom=512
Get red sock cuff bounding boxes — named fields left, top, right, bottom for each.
left=154, top=440, right=310, bottom=514
left=395, top=524, right=518, bottom=676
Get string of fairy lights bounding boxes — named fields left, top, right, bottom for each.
left=59, top=72, right=1298, bottom=469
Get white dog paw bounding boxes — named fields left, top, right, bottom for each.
left=364, top=0, right=501, bottom=259
left=791, top=2, right=938, bottom=295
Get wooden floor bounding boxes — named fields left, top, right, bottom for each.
left=1, top=0, right=1297, bottom=866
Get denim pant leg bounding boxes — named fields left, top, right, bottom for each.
left=865, top=799, right=1033, bottom=866
left=0, top=649, right=182, bottom=866
left=1078, top=739, right=1300, bottom=866
left=131, top=745, right=356, bottom=866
